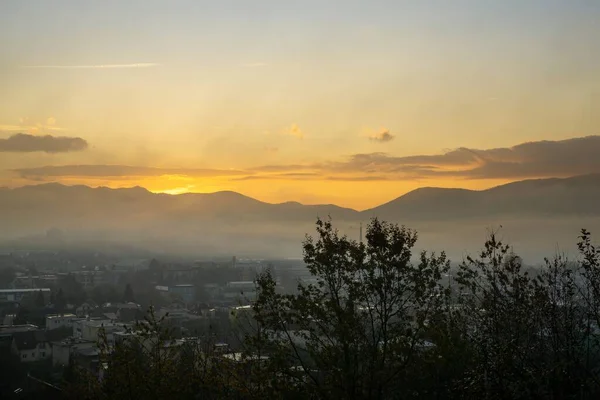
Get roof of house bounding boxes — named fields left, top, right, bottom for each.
left=12, top=330, right=47, bottom=350
left=0, top=288, right=51, bottom=293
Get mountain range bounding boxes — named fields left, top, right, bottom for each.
left=1, top=174, right=600, bottom=261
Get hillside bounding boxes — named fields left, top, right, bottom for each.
left=1, top=174, right=599, bottom=259
left=364, top=174, right=600, bottom=221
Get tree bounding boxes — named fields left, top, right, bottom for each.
left=35, top=289, right=46, bottom=308
left=90, top=284, right=118, bottom=305
left=69, top=307, right=237, bottom=399
left=55, top=288, right=66, bottom=313
left=57, top=274, right=86, bottom=305
left=123, top=283, right=135, bottom=303
left=246, top=217, right=450, bottom=399
left=0, top=266, right=16, bottom=287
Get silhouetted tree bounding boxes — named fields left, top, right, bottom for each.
left=123, top=283, right=135, bottom=303
left=0, top=266, right=16, bottom=287
left=246, top=217, right=451, bottom=399
left=55, top=288, right=66, bottom=313
left=34, top=290, right=46, bottom=308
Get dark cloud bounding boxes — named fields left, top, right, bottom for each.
left=12, top=165, right=249, bottom=180
left=330, top=136, right=600, bottom=180
left=369, top=129, right=395, bottom=143
left=325, top=175, right=389, bottom=182
left=233, top=172, right=321, bottom=181
left=12, top=136, right=600, bottom=184
left=0, top=133, right=88, bottom=153
left=252, top=136, right=600, bottom=181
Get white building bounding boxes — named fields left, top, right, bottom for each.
left=46, top=314, right=78, bottom=331
left=73, top=319, right=128, bottom=345
left=51, top=338, right=97, bottom=367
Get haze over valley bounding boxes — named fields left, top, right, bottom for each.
left=2, top=173, right=599, bottom=261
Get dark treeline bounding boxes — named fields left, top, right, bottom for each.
left=65, top=218, right=600, bottom=400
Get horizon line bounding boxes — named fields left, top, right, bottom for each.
left=2, top=173, right=597, bottom=211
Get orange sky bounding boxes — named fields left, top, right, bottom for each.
left=1, top=1, right=599, bottom=209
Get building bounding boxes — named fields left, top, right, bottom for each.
left=0, top=288, right=51, bottom=303
left=75, top=302, right=98, bottom=317
left=0, top=324, right=38, bottom=333
left=51, top=337, right=97, bottom=367
left=73, top=319, right=128, bottom=345
left=45, top=314, right=77, bottom=331
left=11, top=330, right=52, bottom=363
left=223, top=281, right=257, bottom=302
left=155, top=284, right=196, bottom=304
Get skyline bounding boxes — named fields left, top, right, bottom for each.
left=1, top=1, right=599, bottom=208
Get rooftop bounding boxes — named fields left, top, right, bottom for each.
left=0, top=288, right=51, bottom=293
left=46, top=313, right=77, bottom=319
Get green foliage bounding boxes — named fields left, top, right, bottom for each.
left=247, top=217, right=451, bottom=399
left=63, top=219, right=600, bottom=400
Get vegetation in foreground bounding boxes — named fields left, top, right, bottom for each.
left=65, top=218, right=600, bottom=399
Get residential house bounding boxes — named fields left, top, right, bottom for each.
left=11, top=330, right=52, bottom=362
left=51, top=337, right=97, bottom=367
left=45, top=313, right=77, bottom=331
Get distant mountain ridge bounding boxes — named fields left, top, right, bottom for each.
left=1, top=174, right=599, bottom=258
left=2, top=173, right=600, bottom=220
left=364, top=174, right=600, bottom=221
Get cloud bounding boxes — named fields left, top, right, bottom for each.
left=12, top=165, right=249, bottom=180
left=368, top=128, right=395, bottom=143
left=12, top=136, right=600, bottom=185
left=263, top=146, right=279, bottom=153
left=249, top=136, right=600, bottom=181
left=332, top=136, right=600, bottom=180
left=233, top=172, right=321, bottom=181
left=285, top=124, right=304, bottom=139
left=1, top=117, right=64, bottom=134
left=325, top=175, right=389, bottom=182
left=21, top=63, right=160, bottom=69
left=0, top=133, right=88, bottom=153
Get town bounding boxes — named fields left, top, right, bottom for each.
left=0, top=250, right=311, bottom=396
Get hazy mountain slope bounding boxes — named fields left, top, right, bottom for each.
left=1, top=174, right=599, bottom=259
left=363, top=174, right=600, bottom=222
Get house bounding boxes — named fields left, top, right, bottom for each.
left=73, top=319, right=128, bottom=345
left=75, top=302, right=98, bottom=317
left=155, top=284, right=196, bottom=304
left=116, top=304, right=143, bottom=323
left=51, top=337, right=97, bottom=367
left=45, top=313, right=77, bottom=331
left=11, top=330, right=52, bottom=362
left=223, top=281, right=256, bottom=302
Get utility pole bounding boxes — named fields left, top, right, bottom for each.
left=359, top=222, right=363, bottom=244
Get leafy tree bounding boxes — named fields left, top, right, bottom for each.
left=68, top=307, right=239, bottom=399
left=55, top=288, right=66, bottom=313
left=57, top=274, right=86, bottom=305
left=61, top=220, right=600, bottom=400
left=0, top=266, right=16, bottom=287
left=90, top=284, right=118, bottom=305
left=246, top=217, right=450, bottom=399
left=13, top=307, right=30, bottom=325
left=35, top=289, right=46, bottom=308
left=123, top=283, right=135, bottom=303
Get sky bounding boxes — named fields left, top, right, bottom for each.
left=1, top=0, right=599, bottom=210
